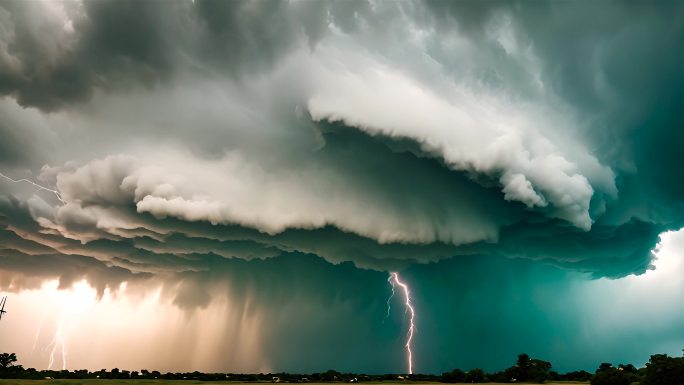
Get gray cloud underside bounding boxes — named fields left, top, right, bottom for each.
left=1, top=0, right=684, bottom=296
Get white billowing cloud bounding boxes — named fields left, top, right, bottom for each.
left=306, top=54, right=614, bottom=230
left=501, top=173, right=546, bottom=208
left=44, top=151, right=500, bottom=247
left=0, top=0, right=619, bottom=234
left=0, top=8, right=623, bottom=274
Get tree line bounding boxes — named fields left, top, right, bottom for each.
left=1, top=352, right=683, bottom=384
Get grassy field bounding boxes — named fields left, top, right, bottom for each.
left=0, top=381, right=590, bottom=385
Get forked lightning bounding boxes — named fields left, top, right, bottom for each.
left=389, top=272, right=416, bottom=374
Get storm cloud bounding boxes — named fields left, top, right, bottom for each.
left=1, top=0, right=684, bottom=373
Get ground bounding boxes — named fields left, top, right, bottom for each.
left=0, top=381, right=591, bottom=385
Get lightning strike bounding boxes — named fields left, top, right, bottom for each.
left=47, top=310, right=67, bottom=370
left=391, top=272, right=415, bottom=375
left=32, top=312, right=49, bottom=353
left=0, top=171, right=65, bottom=204
left=384, top=273, right=395, bottom=321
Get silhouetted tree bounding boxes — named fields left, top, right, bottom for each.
left=464, top=368, right=486, bottom=383
left=516, top=353, right=531, bottom=380
left=591, top=363, right=630, bottom=385
left=485, top=369, right=510, bottom=383
left=0, top=353, right=23, bottom=379
left=559, top=370, right=592, bottom=381
left=322, top=369, right=341, bottom=381
left=441, top=368, right=466, bottom=383
left=0, top=353, right=17, bottom=369
left=528, top=358, right=552, bottom=383
left=505, top=353, right=551, bottom=383
left=641, top=354, right=684, bottom=385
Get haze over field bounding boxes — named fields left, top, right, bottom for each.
left=1, top=0, right=684, bottom=375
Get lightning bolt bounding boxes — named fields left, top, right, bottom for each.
left=0, top=171, right=65, bottom=204
left=47, top=309, right=67, bottom=370
left=32, top=312, right=49, bottom=353
left=37, top=281, right=96, bottom=371
left=384, top=273, right=395, bottom=321
left=391, top=272, right=415, bottom=375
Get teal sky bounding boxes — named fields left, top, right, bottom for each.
left=1, top=0, right=683, bottom=374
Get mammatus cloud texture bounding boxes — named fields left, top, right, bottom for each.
left=1, top=0, right=684, bottom=373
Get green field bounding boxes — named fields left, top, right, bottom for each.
left=0, top=381, right=590, bottom=385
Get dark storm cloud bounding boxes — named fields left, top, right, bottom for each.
left=1, top=0, right=683, bottom=295
left=0, top=120, right=32, bottom=166
left=0, top=197, right=152, bottom=295
left=527, top=2, right=684, bottom=226
left=0, top=0, right=188, bottom=110
left=423, top=0, right=684, bottom=223
left=0, top=0, right=339, bottom=110
left=0, top=247, right=149, bottom=297
left=0, top=125, right=670, bottom=282
left=5, top=1, right=684, bottom=375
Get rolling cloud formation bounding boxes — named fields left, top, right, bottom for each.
left=1, top=0, right=683, bottom=302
